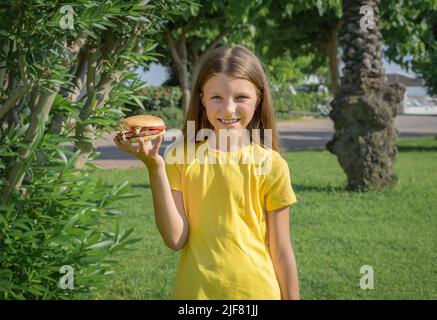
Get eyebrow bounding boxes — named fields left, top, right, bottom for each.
left=208, top=92, right=252, bottom=96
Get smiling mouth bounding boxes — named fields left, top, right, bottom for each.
left=218, top=118, right=241, bottom=125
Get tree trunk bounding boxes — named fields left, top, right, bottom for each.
left=0, top=41, right=10, bottom=96
left=164, top=29, right=191, bottom=113
left=72, top=31, right=130, bottom=169
left=326, top=0, right=405, bottom=191
left=180, top=68, right=191, bottom=114
left=326, top=22, right=341, bottom=95
left=164, top=26, right=226, bottom=113
left=1, top=90, right=58, bottom=203
left=49, top=50, right=87, bottom=135
left=0, top=81, right=33, bottom=120
left=73, top=69, right=122, bottom=169
left=1, top=36, right=86, bottom=203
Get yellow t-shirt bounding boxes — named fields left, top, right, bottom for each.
left=164, top=140, right=297, bottom=300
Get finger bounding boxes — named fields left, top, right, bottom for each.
left=151, top=134, right=163, bottom=155
left=132, top=141, right=142, bottom=154
left=120, top=139, right=133, bottom=152
left=123, top=139, right=137, bottom=153
left=155, top=134, right=164, bottom=150
left=114, top=136, right=125, bottom=145
left=117, top=140, right=136, bottom=155
left=138, top=136, right=147, bottom=153
left=156, top=134, right=164, bottom=147
left=113, top=137, right=129, bottom=151
left=145, top=138, right=154, bottom=152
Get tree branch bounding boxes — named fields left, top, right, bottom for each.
left=0, top=41, right=10, bottom=96
left=1, top=88, right=59, bottom=204
left=191, top=28, right=227, bottom=81
left=17, top=50, right=28, bottom=82
left=73, top=69, right=122, bottom=170
left=1, top=35, right=87, bottom=202
left=181, top=18, right=193, bottom=35
left=85, top=46, right=99, bottom=98
left=68, top=50, right=88, bottom=102
left=29, top=89, right=40, bottom=114
left=203, top=28, right=227, bottom=57
left=164, top=27, right=183, bottom=68
left=0, top=81, right=33, bottom=120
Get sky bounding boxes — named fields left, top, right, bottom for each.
left=383, top=58, right=416, bottom=77
left=136, top=63, right=169, bottom=86
left=139, top=57, right=417, bottom=87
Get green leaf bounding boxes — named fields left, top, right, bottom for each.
left=117, top=228, right=134, bottom=243
left=93, top=23, right=108, bottom=30
left=86, top=240, right=114, bottom=250
left=131, top=95, right=145, bottom=109
left=0, top=214, right=8, bottom=226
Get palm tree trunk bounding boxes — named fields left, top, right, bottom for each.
left=326, top=0, right=405, bottom=191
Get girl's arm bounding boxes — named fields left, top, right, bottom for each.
left=113, top=135, right=189, bottom=251
left=148, top=168, right=189, bottom=251
left=266, top=206, right=300, bottom=300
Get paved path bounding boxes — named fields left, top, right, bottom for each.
left=70, top=115, right=436, bottom=169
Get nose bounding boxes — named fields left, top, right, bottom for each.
left=223, top=98, right=237, bottom=114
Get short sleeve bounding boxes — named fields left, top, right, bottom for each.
left=264, top=155, right=297, bottom=212
left=165, top=161, right=183, bottom=191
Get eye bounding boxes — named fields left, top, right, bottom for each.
left=211, top=96, right=222, bottom=100
left=236, top=96, right=249, bottom=100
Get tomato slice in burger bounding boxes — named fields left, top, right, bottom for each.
left=140, top=126, right=165, bottom=132
left=147, top=126, right=165, bottom=131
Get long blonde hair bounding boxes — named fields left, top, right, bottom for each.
left=182, top=45, right=281, bottom=151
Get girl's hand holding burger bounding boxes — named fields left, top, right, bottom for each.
left=113, top=115, right=166, bottom=170
left=113, top=134, right=164, bottom=169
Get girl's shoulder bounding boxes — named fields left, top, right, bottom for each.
left=248, top=143, right=290, bottom=177
left=251, top=143, right=288, bottom=163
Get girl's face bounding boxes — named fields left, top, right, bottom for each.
left=201, top=73, right=259, bottom=137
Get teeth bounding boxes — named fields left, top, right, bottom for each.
left=219, top=118, right=240, bottom=124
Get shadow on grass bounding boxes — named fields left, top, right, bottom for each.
left=100, top=183, right=150, bottom=189
left=130, top=183, right=151, bottom=189
left=397, top=145, right=437, bottom=153
left=293, top=183, right=345, bottom=193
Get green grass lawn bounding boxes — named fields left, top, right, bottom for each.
left=90, top=136, right=437, bottom=300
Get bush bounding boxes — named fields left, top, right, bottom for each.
left=123, top=86, right=184, bottom=129
left=272, top=85, right=332, bottom=119
left=0, top=128, right=140, bottom=299
left=0, top=0, right=192, bottom=300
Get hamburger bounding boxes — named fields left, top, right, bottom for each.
left=115, top=115, right=166, bottom=143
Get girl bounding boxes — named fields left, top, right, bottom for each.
left=114, top=46, right=299, bottom=300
